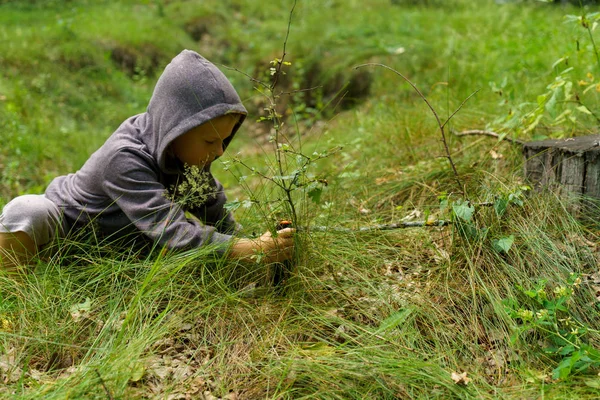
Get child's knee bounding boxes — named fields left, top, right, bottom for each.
left=0, top=231, right=36, bottom=253
left=4, top=194, right=52, bottom=217
left=0, top=195, right=63, bottom=248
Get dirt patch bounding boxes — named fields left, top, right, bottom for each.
left=273, top=59, right=372, bottom=112
left=184, top=15, right=224, bottom=42
left=110, top=43, right=165, bottom=77
left=54, top=49, right=102, bottom=72
left=242, top=56, right=373, bottom=140
left=305, top=62, right=372, bottom=110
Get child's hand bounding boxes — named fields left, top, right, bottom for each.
left=230, top=228, right=295, bottom=263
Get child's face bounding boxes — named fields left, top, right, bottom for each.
left=171, top=115, right=239, bottom=167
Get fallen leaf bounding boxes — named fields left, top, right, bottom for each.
left=589, top=272, right=600, bottom=284
left=451, top=371, right=471, bottom=386
left=490, top=150, right=503, bottom=159
left=179, top=323, right=193, bottom=331
left=0, top=347, right=21, bottom=384
left=69, top=298, right=92, bottom=322
left=375, top=175, right=393, bottom=185
left=402, top=209, right=422, bottom=221
left=1, top=317, right=13, bottom=332
left=130, top=363, right=145, bottom=382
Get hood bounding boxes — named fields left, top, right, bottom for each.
left=144, top=49, right=247, bottom=172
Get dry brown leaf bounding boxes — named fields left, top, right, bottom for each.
left=375, top=175, right=393, bottom=185
left=401, top=209, right=422, bottom=221
left=0, top=346, right=21, bottom=384
left=451, top=371, right=471, bottom=386
left=589, top=272, right=600, bottom=285
left=490, top=150, right=503, bottom=159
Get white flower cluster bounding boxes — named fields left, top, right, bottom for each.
left=167, top=164, right=214, bottom=209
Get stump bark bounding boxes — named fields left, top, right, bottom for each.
left=523, top=134, right=600, bottom=211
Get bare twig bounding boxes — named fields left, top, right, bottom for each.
left=271, top=0, right=297, bottom=90
left=355, top=63, right=472, bottom=198
left=302, top=220, right=451, bottom=233
left=452, top=129, right=524, bottom=145
left=269, top=0, right=299, bottom=225
left=280, top=85, right=323, bottom=96
left=281, top=146, right=343, bottom=161
left=219, top=64, right=270, bottom=91
left=441, top=89, right=480, bottom=129
left=233, top=158, right=288, bottom=191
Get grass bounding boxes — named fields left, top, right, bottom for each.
left=2, top=0, right=600, bottom=398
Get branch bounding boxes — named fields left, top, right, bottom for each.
left=441, top=89, right=480, bottom=129
left=233, top=159, right=288, bottom=191
left=452, top=129, right=524, bottom=145
left=280, top=85, right=323, bottom=96
left=355, top=63, right=470, bottom=198
left=300, top=220, right=452, bottom=233
left=271, top=0, right=297, bottom=90
left=219, top=64, right=270, bottom=91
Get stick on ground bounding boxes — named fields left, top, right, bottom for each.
left=452, top=129, right=524, bottom=145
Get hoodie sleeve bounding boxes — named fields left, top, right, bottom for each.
left=102, top=148, right=233, bottom=252
left=187, top=175, right=239, bottom=235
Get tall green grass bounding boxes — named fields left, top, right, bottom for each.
left=2, top=0, right=600, bottom=398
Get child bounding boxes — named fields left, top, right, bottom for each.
left=0, top=49, right=294, bottom=274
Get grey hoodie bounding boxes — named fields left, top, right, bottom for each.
left=45, top=50, right=247, bottom=251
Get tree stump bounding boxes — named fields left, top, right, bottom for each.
left=523, top=135, right=600, bottom=212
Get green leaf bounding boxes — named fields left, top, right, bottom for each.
left=552, top=357, right=573, bottom=380
left=551, top=57, right=567, bottom=69
left=494, top=197, right=509, bottom=217
left=456, top=223, right=486, bottom=241
left=585, top=379, right=600, bottom=389
left=545, top=89, right=558, bottom=115
left=537, top=93, right=548, bottom=106
left=558, top=345, right=575, bottom=356
left=552, top=351, right=582, bottom=380
left=423, top=208, right=431, bottom=224
left=307, top=187, right=323, bottom=204
left=375, top=309, right=412, bottom=334
left=576, top=105, right=592, bottom=115
left=508, top=192, right=524, bottom=207
left=582, top=344, right=600, bottom=361
left=544, top=346, right=561, bottom=354
left=130, top=363, right=145, bottom=382
left=69, top=298, right=92, bottom=314
left=452, top=201, right=474, bottom=222
left=69, top=298, right=92, bottom=322
left=492, top=235, right=515, bottom=254
left=564, top=14, right=579, bottom=23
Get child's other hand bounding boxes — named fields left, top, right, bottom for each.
left=230, top=228, right=295, bottom=263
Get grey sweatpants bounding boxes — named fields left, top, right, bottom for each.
left=0, top=195, right=67, bottom=248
